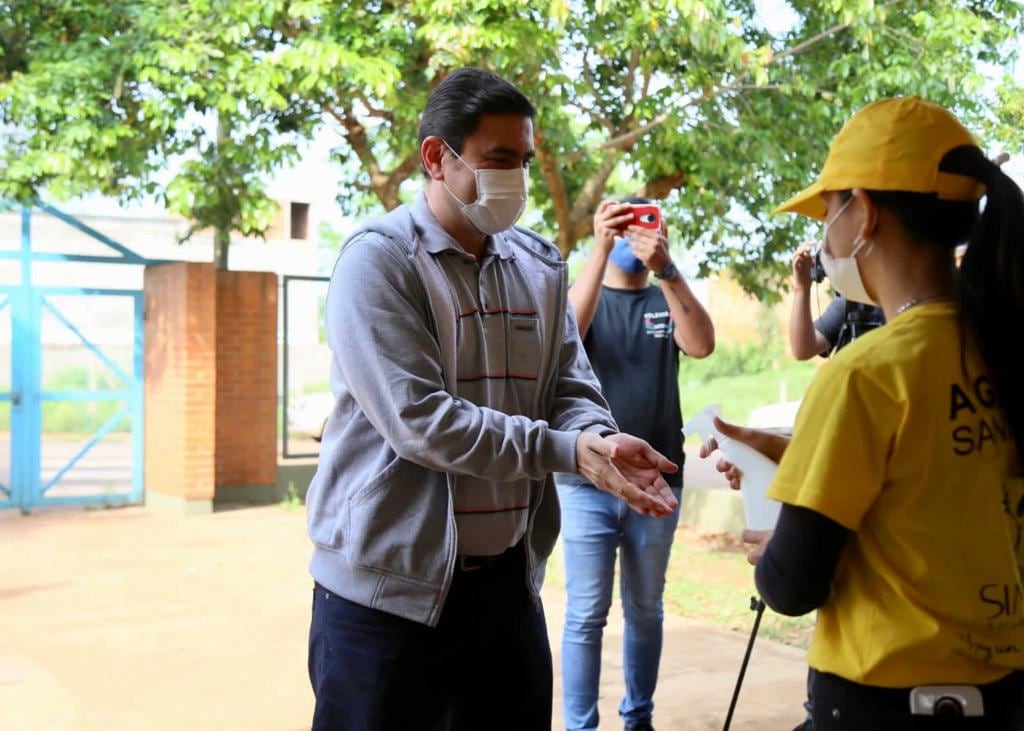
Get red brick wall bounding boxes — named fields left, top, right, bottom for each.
left=144, top=263, right=217, bottom=500
left=214, top=270, right=278, bottom=488
left=144, top=263, right=279, bottom=504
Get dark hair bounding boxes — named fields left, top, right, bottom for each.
left=842, top=146, right=1024, bottom=463
left=418, top=68, right=536, bottom=176
left=948, top=147, right=1024, bottom=465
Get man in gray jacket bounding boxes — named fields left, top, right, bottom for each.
left=306, top=67, right=679, bottom=731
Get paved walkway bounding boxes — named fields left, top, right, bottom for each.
left=0, top=506, right=807, bottom=730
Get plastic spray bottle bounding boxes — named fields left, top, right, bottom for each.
left=682, top=404, right=781, bottom=530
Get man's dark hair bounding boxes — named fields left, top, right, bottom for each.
left=418, top=68, right=536, bottom=176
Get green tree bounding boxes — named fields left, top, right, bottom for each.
left=0, top=0, right=389, bottom=268
left=2, top=1, right=1023, bottom=289
left=299, top=0, right=1024, bottom=296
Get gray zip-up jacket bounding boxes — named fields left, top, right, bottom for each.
left=306, top=195, right=617, bottom=626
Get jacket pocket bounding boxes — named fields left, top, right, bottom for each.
left=343, top=457, right=451, bottom=584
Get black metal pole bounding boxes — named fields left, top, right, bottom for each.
left=723, top=596, right=767, bottom=731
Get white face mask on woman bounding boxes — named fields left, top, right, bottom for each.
left=820, top=196, right=877, bottom=306
left=443, top=142, right=529, bottom=235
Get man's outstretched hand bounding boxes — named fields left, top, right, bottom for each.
left=576, top=432, right=678, bottom=517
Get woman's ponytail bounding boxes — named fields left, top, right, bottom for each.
left=943, top=146, right=1024, bottom=464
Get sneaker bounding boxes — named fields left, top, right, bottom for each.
left=624, top=723, right=654, bottom=731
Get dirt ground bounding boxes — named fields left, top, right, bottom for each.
left=0, top=506, right=808, bottom=730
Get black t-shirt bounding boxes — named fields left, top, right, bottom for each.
left=814, top=296, right=886, bottom=356
left=559, top=285, right=684, bottom=487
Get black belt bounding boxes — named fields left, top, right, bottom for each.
left=812, top=669, right=1024, bottom=721
left=456, top=543, right=523, bottom=573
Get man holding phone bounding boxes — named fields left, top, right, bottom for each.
left=556, top=197, right=715, bottom=731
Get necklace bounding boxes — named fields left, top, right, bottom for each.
left=895, top=293, right=947, bottom=316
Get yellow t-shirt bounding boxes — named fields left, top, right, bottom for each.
left=768, top=302, right=1024, bottom=687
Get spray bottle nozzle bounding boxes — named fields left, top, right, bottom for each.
left=682, top=403, right=723, bottom=445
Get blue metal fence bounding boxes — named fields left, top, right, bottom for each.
left=0, top=205, right=156, bottom=512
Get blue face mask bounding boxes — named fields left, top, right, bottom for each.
left=608, top=237, right=647, bottom=275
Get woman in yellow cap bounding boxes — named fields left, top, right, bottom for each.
left=706, top=97, right=1024, bottom=728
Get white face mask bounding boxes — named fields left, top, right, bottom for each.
left=820, top=196, right=877, bottom=306
left=443, top=142, right=529, bottom=235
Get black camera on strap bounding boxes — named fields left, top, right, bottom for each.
left=810, top=249, right=827, bottom=285
left=833, top=300, right=885, bottom=353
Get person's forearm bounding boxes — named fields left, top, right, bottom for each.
left=660, top=274, right=714, bottom=358
left=754, top=504, right=850, bottom=617
left=331, top=237, right=582, bottom=481
left=568, top=248, right=609, bottom=338
left=789, top=287, right=829, bottom=360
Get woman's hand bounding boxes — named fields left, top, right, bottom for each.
left=741, top=529, right=774, bottom=566
left=698, top=416, right=790, bottom=490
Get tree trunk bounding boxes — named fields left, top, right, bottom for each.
left=534, top=130, right=575, bottom=258
left=214, top=227, right=230, bottom=270
left=215, top=115, right=231, bottom=270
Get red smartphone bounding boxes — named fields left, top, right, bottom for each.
left=629, top=204, right=661, bottom=231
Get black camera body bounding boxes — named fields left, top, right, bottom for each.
left=806, top=247, right=885, bottom=354
left=833, top=300, right=886, bottom=353
left=810, top=249, right=826, bottom=284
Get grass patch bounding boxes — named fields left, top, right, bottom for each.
left=679, top=359, right=819, bottom=427
left=662, top=528, right=815, bottom=647
left=278, top=482, right=305, bottom=511
left=1, top=366, right=134, bottom=436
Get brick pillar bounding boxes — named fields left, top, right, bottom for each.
left=143, top=263, right=279, bottom=513
left=144, top=263, right=217, bottom=512
left=214, top=270, right=278, bottom=497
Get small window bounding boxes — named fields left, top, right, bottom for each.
left=290, top=202, right=310, bottom=240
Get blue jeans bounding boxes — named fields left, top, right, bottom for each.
left=557, top=481, right=682, bottom=731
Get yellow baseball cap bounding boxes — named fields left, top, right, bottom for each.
left=775, top=97, right=985, bottom=220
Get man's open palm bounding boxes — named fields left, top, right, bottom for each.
left=577, top=432, right=678, bottom=517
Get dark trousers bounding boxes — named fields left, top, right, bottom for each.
left=809, top=669, right=1024, bottom=730
left=308, top=545, right=553, bottom=731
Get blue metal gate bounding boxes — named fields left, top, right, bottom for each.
left=1, top=205, right=154, bottom=512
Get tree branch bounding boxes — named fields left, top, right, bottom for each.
left=328, top=107, right=381, bottom=178
left=581, top=43, right=613, bottom=124
left=570, top=16, right=865, bottom=162
left=571, top=215, right=594, bottom=245
left=772, top=21, right=851, bottom=63
left=562, top=152, right=622, bottom=251
left=568, top=151, right=621, bottom=227
left=393, top=152, right=421, bottom=180
left=355, top=92, right=394, bottom=122
left=733, top=84, right=786, bottom=92
left=634, top=171, right=687, bottom=200
left=581, top=113, right=670, bottom=158
left=327, top=106, right=414, bottom=209
left=624, top=48, right=640, bottom=106
left=571, top=98, right=614, bottom=132
left=534, top=127, right=574, bottom=256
